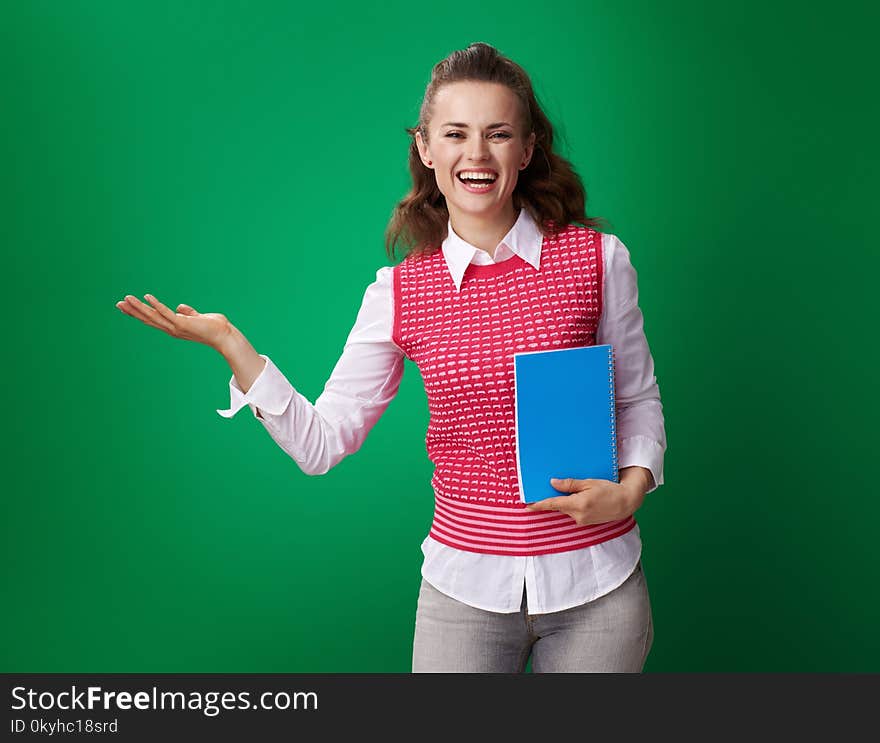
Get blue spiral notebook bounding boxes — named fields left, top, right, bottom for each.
left=513, top=344, right=619, bottom=504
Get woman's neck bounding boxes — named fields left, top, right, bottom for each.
left=448, top=205, right=519, bottom=260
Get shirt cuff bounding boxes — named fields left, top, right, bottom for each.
left=618, top=435, right=665, bottom=494
left=215, top=354, right=294, bottom=419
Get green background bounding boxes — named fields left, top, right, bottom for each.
left=3, top=0, right=877, bottom=672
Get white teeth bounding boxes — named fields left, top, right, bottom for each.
left=459, top=171, right=497, bottom=181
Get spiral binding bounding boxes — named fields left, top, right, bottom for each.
left=608, top=345, right=619, bottom=482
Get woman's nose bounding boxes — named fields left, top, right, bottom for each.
left=468, top=137, right=490, bottom=161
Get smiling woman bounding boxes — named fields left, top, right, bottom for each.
left=115, top=41, right=666, bottom=675
left=383, top=44, right=664, bottom=673
left=385, top=42, right=607, bottom=262
left=414, top=80, right=533, bottom=249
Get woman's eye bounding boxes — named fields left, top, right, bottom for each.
left=444, top=132, right=511, bottom=139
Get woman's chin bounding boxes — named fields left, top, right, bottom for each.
left=448, top=194, right=510, bottom=218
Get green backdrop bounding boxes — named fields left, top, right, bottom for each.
left=3, top=0, right=877, bottom=672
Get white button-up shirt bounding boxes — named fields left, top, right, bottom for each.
left=217, top=208, right=666, bottom=614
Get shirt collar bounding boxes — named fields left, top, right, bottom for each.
left=441, top=208, right=544, bottom=291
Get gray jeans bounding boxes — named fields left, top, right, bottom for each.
left=412, top=560, right=654, bottom=673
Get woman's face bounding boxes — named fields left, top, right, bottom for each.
left=416, top=81, right=535, bottom=225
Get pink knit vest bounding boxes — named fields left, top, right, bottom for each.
left=391, top=223, right=636, bottom=556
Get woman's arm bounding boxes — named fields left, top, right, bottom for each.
left=216, top=267, right=405, bottom=476
left=218, top=325, right=266, bottom=394
left=597, top=234, right=667, bottom=494
left=619, top=465, right=654, bottom=500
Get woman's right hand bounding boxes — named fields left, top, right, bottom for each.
left=115, top=294, right=233, bottom=353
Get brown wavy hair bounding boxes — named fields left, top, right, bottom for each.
left=385, top=42, right=609, bottom=262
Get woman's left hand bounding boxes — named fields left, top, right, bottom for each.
left=524, top=477, right=644, bottom=525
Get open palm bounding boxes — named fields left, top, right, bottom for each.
left=116, top=294, right=231, bottom=351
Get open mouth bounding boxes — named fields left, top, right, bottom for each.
left=457, top=171, right=498, bottom=192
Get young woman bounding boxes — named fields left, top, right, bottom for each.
left=116, top=42, right=666, bottom=673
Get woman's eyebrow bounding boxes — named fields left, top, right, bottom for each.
left=440, top=121, right=513, bottom=129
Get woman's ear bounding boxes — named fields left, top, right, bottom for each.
left=521, top=131, right=536, bottom=169
left=415, top=130, right=433, bottom=168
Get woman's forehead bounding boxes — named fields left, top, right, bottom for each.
left=431, top=82, right=522, bottom=123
